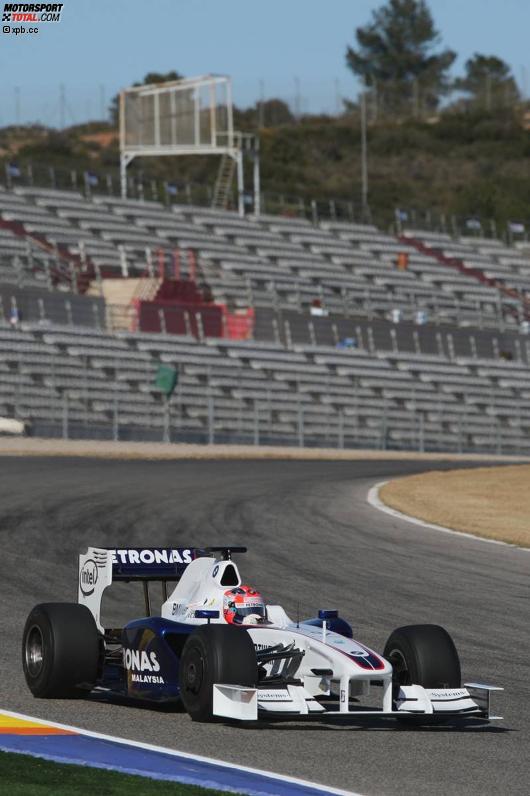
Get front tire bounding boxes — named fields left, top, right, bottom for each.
left=383, top=624, right=461, bottom=701
left=22, top=603, right=101, bottom=698
left=179, top=624, right=257, bottom=722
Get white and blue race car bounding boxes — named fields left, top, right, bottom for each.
left=22, top=546, right=502, bottom=723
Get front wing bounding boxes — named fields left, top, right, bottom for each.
left=212, top=682, right=503, bottom=722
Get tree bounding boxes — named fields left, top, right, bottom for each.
left=346, top=0, right=456, bottom=116
left=455, top=54, right=519, bottom=111
left=108, top=70, right=183, bottom=125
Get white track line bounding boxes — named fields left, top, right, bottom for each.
left=367, top=481, right=530, bottom=553
left=0, top=708, right=360, bottom=796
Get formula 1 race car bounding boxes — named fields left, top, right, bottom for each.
left=22, top=546, right=503, bottom=724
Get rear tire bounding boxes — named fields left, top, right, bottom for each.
left=22, top=603, right=101, bottom=698
left=179, top=624, right=257, bottom=722
left=383, top=624, right=461, bottom=701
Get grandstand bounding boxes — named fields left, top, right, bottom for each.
left=1, top=182, right=530, bottom=454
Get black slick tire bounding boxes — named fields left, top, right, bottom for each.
left=22, top=603, right=101, bottom=698
left=383, top=624, right=461, bottom=701
left=179, top=624, right=257, bottom=722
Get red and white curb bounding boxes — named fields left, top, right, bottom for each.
left=367, top=480, right=530, bottom=553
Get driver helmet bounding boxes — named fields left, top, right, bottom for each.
left=223, top=585, right=267, bottom=625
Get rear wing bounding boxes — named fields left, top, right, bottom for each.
left=78, top=546, right=200, bottom=632
left=78, top=546, right=247, bottom=631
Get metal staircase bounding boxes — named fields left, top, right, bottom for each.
left=212, top=154, right=236, bottom=210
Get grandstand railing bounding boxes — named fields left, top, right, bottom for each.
left=12, top=384, right=530, bottom=457
left=1, top=284, right=526, bottom=337
left=1, top=279, right=528, bottom=339
left=4, top=160, right=527, bottom=238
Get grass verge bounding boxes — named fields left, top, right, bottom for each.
left=379, top=464, right=530, bottom=548
left=0, top=750, right=241, bottom=796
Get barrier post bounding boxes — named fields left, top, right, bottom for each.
left=162, top=395, right=170, bottom=443
left=113, top=392, right=119, bottom=442
left=62, top=393, right=69, bottom=439
left=380, top=402, right=387, bottom=450
left=297, top=404, right=304, bottom=448
left=208, top=395, right=214, bottom=445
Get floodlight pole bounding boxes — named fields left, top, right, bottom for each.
left=360, top=89, right=368, bottom=218
left=236, top=147, right=245, bottom=217
left=119, top=90, right=129, bottom=198
left=253, top=138, right=261, bottom=217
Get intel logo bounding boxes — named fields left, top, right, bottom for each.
left=80, top=559, right=98, bottom=596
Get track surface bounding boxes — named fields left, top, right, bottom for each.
left=0, top=457, right=528, bottom=795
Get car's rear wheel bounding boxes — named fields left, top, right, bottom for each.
left=383, top=624, right=461, bottom=702
left=179, top=624, right=257, bottom=722
left=22, top=603, right=101, bottom=698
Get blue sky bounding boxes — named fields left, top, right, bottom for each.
left=1, top=0, right=530, bottom=126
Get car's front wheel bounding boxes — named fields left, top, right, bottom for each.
left=179, top=624, right=257, bottom=722
left=383, top=624, right=461, bottom=702
left=22, top=603, right=101, bottom=698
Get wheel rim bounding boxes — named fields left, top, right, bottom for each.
left=25, top=625, right=44, bottom=679
left=183, top=647, right=204, bottom=697
left=388, top=648, right=411, bottom=687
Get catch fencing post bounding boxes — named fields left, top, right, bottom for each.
left=62, top=393, right=69, bottom=439
left=112, top=392, right=119, bottom=442
left=162, top=395, right=170, bottom=443
left=208, top=395, right=214, bottom=445
left=380, top=401, right=387, bottom=450
left=297, top=404, right=304, bottom=448
left=253, top=400, right=259, bottom=446
left=338, top=410, right=344, bottom=449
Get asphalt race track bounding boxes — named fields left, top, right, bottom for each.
left=0, top=456, right=528, bottom=795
